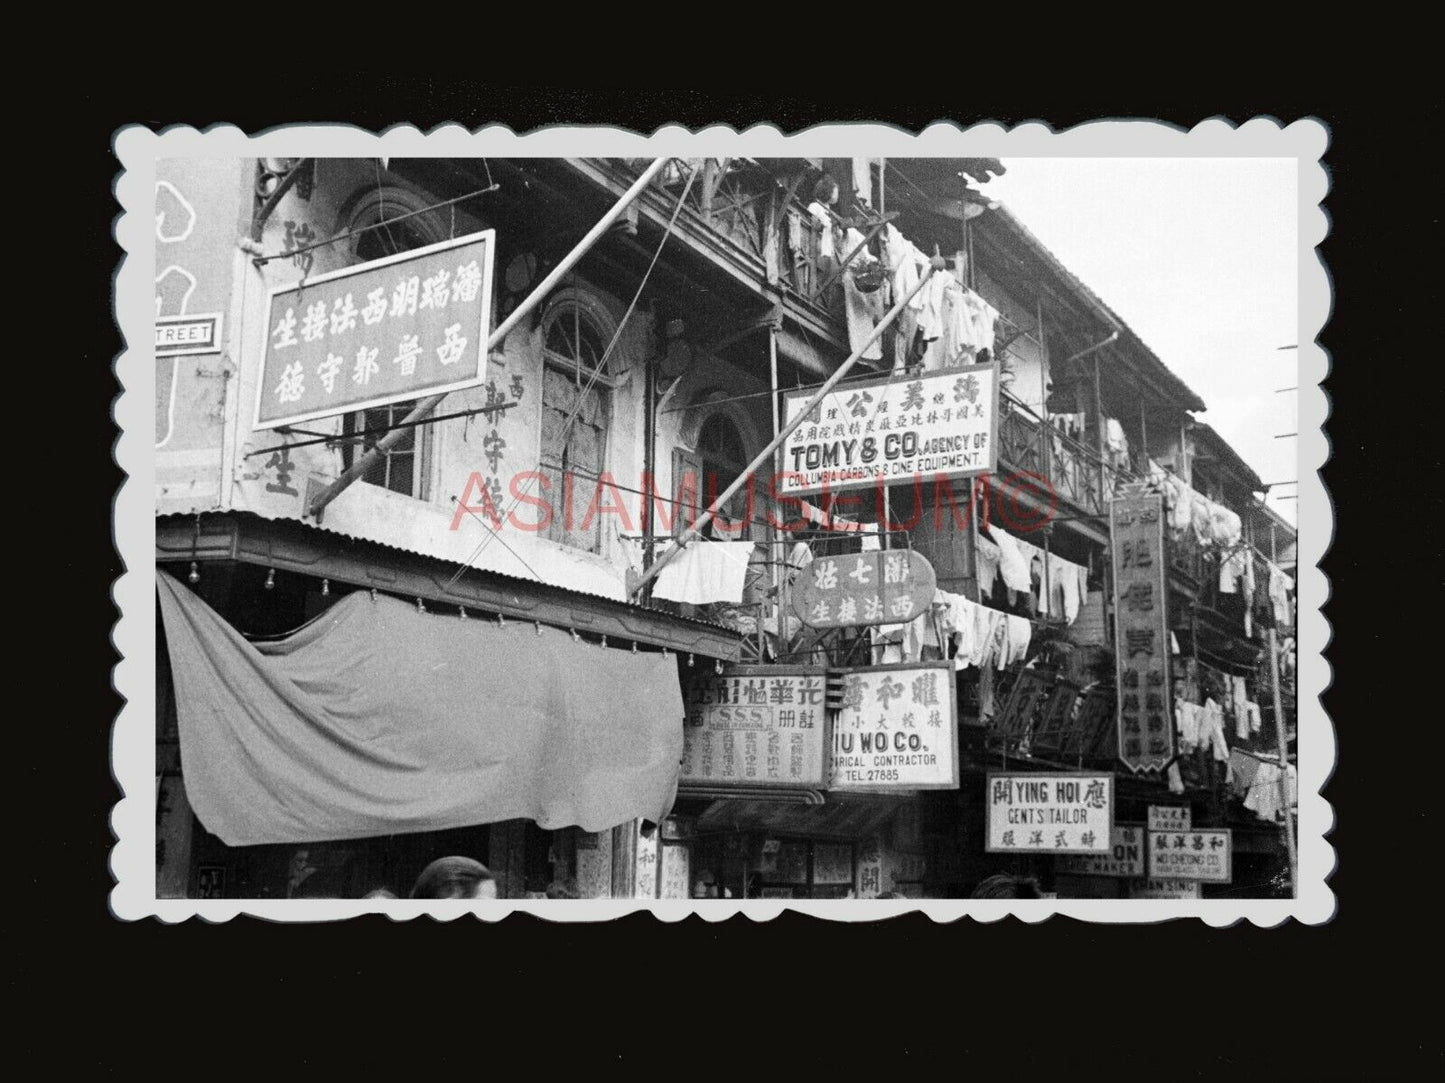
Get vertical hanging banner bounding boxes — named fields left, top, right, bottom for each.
left=255, top=230, right=495, bottom=430
left=1110, top=490, right=1174, bottom=773
left=830, top=662, right=959, bottom=791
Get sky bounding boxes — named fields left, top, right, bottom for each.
left=978, top=158, right=1298, bottom=525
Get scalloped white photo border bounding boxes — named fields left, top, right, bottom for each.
left=111, top=119, right=1332, bottom=925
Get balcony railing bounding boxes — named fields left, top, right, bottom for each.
left=996, top=394, right=1127, bottom=518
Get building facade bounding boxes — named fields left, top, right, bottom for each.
left=154, top=156, right=1296, bottom=900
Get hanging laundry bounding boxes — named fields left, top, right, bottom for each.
left=1167, top=762, right=1185, bottom=794
left=843, top=269, right=885, bottom=361
left=785, top=209, right=804, bottom=264
left=1268, top=562, right=1293, bottom=626
left=652, top=541, right=757, bottom=605
left=807, top=202, right=837, bottom=262
left=1004, top=615, right=1032, bottom=666
left=975, top=535, right=1001, bottom=596
left=937, top=279, right=970, bottom=368
left=987, top=524, right=1032, bottom=593
left=1244, top=761, right=1297, bottom=822
left=1230, top=676, right=1251, bottom=741
left=1013, top=535, right=1044, bottom=607
left=850, top=157, right=873, bottom=206
left=1175, top=699, right=1201, bottom=753
left=1219, top=547, right=1248, bottom=594
left=1201, top=698, right=1230, bottom=763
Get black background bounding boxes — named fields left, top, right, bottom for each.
left=50, top=82, right=1432, bottom=1076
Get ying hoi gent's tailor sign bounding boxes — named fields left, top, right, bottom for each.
left=830, top=662, right=959, bottom=791
left=791, top=549, right=937, bottom=629
left=779, top=364, right=998, bottom=495
left=255, top=230, right=495, bottom=430
left=681, top=668, right=830, bottom=788
left=1109, top=490, right=1175, bottom=773
left=986, top=772, right=1114, bottom=854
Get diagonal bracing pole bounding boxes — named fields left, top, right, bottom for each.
left=308, top=157, right=672, bottom=520
left=629, top=258, right=944, bottom=601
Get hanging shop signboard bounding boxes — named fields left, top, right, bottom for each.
left=634, top=823, right=659, bottom=900
left=1056, top=823, right=1146, bottom=878
left=791, top=548, right=937, bottom=628
left=1128, top=878, right=1201, bottom=899
left=1147, top=829, right=1232, bottom=883
left=779, top=363, right=998, bottom=495
left=986, top=772, right=1113, bottom=854
left=255, top=229, right=495, bottom=430
left=1149, top=805, right=1192, bottom=832
left=830, top=662, right=959, bottom=791
left=681, top=667, right=830, bottom=788
left=1110, top=490, right=1175, bottom=773
left=659, top=842, right=691, bottom=900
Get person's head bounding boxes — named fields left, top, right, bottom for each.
left=545, top=879, right=580, bottom=900
left=362, top=887, right=397, bottom=900
left=970, top=873, right=1044, bottom=899
left=410, top=857, right=498, bottom=899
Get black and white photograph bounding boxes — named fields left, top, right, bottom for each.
left=113, top=121, right=1330, bottom=920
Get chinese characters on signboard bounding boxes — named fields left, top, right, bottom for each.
left=681, top=669, right=829, bottom=787
left=812, top=843, right=855, bottom=886
left=830, top=663, right=959, bottom=791
left=1110, top=491, right=1174, bottom=773
left=1147, top=829, right=1232, bottom=883
left=659, top=844, right=691, bottom=900
left=1056, top=824, right=1146, bottom=878
left=791, top=548, right=937, bottom=628
left=1149, top=805, right=1192, bottom=832
left=634, top=824, right=659, bottom=899
left=780, top=364, right=997, bottom=494
left=255, top=230, right=495, bottom=430
left=986, top=772, right=1113, bottom=854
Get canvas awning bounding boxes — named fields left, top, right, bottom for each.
left=156, top=570, right=685, bottom=846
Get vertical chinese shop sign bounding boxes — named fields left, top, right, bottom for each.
left=1110, top=491, right=1174, bottom=773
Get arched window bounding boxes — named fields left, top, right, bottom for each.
left=695, top=412, right=761, bottom=540
left=538, top=295, right=616, bottom=554
left=338, top=188, right=445, bottom=499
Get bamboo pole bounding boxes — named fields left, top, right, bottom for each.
left=308, top=157, right=672, bottom=520
left=631, top=259, right=944, bottom=600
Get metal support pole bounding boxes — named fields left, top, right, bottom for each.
left=631, top=260, right=944, bottom=600
left=1037, top=295, right=1052, bottom=618
left=770, top=322, right=790, bottom=658
left=308, top=157, right=671, bottom=520
left=1268, top=625, right=1297, bottom=896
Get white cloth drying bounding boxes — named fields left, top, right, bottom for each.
left=652, top=541, right=757, bottom=605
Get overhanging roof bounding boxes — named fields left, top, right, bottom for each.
left=157, top=512, right=744, bottom=660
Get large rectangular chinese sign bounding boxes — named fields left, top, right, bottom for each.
left=791, top=548, right=937, bottom=628
left=255, top=229, right=495, bottom=430
left=1147, top=829, right=1232, bottom=883
left=681, top=668, right=829, bottom=788
left=986, top=772, right=1113, bottom=854
left=1110, top=490, right=1174, bottom=773
left=779, top=363, right=998, bottom=494
left=830, top=663, right=959, bottom=791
